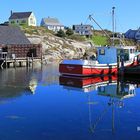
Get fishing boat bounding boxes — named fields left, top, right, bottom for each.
left=59, top=7, right=140, bottom=77
left=59, top=46, right=140, bottom=76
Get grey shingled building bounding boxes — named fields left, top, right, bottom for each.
left=0, top=25, right=31, bottom=45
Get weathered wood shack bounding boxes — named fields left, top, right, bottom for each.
left=0, top=25, right=42, bottom=59
left=0, top=44, right=42, bottom=58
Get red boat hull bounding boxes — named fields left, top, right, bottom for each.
left=59, top=64, right=118, bottom=76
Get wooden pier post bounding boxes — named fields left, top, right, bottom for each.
left=14, top=58, right=17, bottom=68
left=5, top=55, right=7, bottom=68
left=117, top=56, right=120, bottom=73
left=26, top=57, right=29, bottom=67
left=120, top=55, right=124, bottom=76
left=19, top=61, right=22, bottom=67
left=41, top=54, right=43, bottom=64
left=32, top=53, right=34, bottom=68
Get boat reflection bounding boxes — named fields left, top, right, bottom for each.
left=59, top=75, right=117, bottom=93
left=59, top=75, right=140, bottom=134
left=59, top=75, right=137, bottom=99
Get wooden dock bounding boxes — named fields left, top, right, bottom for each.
left=0, top=57, right=42, bottom=69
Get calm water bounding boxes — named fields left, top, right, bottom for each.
left=0, top=64, right=140, bottom=140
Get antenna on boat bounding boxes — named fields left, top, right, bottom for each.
left=89, top=7, right=125, bottom=46
left=112, top=7, right=115, bottom=46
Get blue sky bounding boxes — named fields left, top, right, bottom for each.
left=0, top=0, right=140, bottom=32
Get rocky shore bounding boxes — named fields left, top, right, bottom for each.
left=26, top=33, right=95, bottom=61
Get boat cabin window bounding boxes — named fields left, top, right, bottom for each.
left=130, top=49, right=135, bottom=53
left=117, top=49, right=122, bottom=56
left=117, top=49, right=129, bottom=61
left=124, top=49, right=129, bottom=61
left=99, top=49, right=105, bottom=55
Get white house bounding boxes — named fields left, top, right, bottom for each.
left=9, top=11, right=37, bottom=26
left=40, top=17, right=64, bottom=32
left=73, top=24, right=93, bottom=36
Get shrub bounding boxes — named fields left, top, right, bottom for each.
left=56, top=29, right=66, bottom=38
left=66, top=28, right=74, bottom=36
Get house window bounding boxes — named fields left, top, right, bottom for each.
left=99, top=49, right=105, bottom=55
left=30, top=18, right=34, bottom=24
left=22, top=20, right=26, bottom=23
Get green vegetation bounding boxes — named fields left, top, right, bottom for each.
left=56, top=29, right=66, bottom=38
left=68, top=34, right=86, bottom=42
left=65, top=28, right=74, bottom=36
left=92, top=35, right=108, bottom=46
left=90, top=30, right=140, bottom=48
left=56, top=28, right=85, bottom=41
left=20, top=25, right=55, bottom=35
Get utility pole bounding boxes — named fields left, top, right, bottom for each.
left=112, top=7, right=115, bottom=46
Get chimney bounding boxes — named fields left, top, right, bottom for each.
left=11, top=10, right=13, bottom=16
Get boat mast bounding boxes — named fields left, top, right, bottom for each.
left=112, top=7, right=115, bottom=46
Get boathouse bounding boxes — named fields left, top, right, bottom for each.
left=0, top=25, right=42, bottom=59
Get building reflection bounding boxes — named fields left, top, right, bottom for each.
left=0, top=67, right=39, bottom=99
left=0, top=63, right=59, bottom=99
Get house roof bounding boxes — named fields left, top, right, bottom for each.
left=73, top=24, right=92, bottom=27
left=41, top=17, right=63, bottom=26
left=124, top=29, right=137, bottom=39
left=9, top=12, right=32, bottom=19
left=0, top=25, right=31, bottom=45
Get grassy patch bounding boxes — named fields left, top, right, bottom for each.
left=68, top=34, right=86, bottom=42
left=20, top=25, right=55, bottom=35
left=92, top=35, right=108, bottom=46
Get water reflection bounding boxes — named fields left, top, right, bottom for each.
left=59, top=75, right=138, bottom=98
left=0, top=65, right=140, bottom=139
left=0, top=63, right=59, bottom=99
left=59, top=75, right=140, bottom=135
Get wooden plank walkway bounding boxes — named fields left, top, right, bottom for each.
left=0, top=57, right=42, bottom=69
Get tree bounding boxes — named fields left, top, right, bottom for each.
left=66, top=28, right=74, bottom=36
left=56, top=29, right=66, bottom=38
